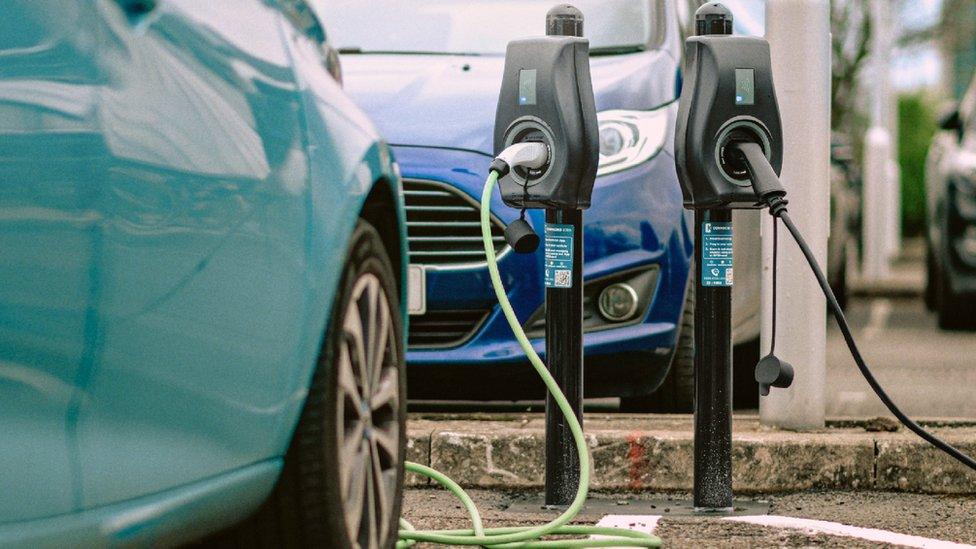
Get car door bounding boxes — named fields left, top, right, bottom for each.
left=74, top=0, right=313, bottom=508
left=0, top=1, right=106, bottom=522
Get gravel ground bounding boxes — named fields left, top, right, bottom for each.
left=401, top=488, right=976, bottom=547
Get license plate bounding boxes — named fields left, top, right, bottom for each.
left=407, top=264, right=426, bottom=316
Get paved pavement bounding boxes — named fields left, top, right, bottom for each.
left=826, top=296, right=976, bottom=418
left=400, top=243, right=976, bottom=546
left=406, top=415, right=976, bottom=493
left=402, top=488, right=976, bottom=547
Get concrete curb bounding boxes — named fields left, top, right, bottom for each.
left=405, top=414, right=976, bottom=494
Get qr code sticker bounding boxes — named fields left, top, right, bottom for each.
left=725, top=267, right=733, bottom=285
left=554, top=269, right=572, bottom=287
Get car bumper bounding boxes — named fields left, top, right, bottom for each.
left=395, top=145, right=692, bottom=398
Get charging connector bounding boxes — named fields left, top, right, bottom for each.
left=732, top=141, right=786, bottom=207
left=490, top=141, right=550, bottom=178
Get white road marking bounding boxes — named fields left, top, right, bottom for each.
left=862, top=298, right=892, bottom=340
left=725, top=515, right=975, bottom=548
left=590, top=515, right=661, bottom=547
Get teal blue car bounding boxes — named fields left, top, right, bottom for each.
left=0, top=1, right=407, bottom=547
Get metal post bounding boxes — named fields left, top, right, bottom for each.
left=693, top=208, right=734, bottom=511
left=760, top=0, right=829, bottom=430
left=540, top=2, right=587, bottom=510
left=544, top=208, right=584, bottom=507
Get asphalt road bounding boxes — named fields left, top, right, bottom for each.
left=402, top=488, right=976, bottom=547
left=825, top=296, right=976, bottom=419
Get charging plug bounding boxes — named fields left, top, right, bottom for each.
left=732, top=141, right=787, bottom=211
left=490, top=142, right=550, bottom=178
left=489, top=142, right=549, bottom=254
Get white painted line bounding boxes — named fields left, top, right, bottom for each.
left=725, top=515, right=975, bottom=548
left=862, top=298, right=892, bottom=340
left=589, top=515, right=661, bottom=547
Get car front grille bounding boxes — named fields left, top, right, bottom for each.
left=403, top=179, right=508, bottom=266
left=408, top=309, right=490, bottom=349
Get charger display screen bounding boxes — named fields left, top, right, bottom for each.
left=518, top=69, right=537, bottom=106
left=735, top=68, right=755, bottom=106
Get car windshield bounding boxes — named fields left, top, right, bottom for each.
left=319, top=0, right=657, bottom=55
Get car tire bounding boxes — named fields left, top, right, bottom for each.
left=925, top=243, right=937, bottom=311
left=619, top=277, right=695, bottom=413
left=936, top=254, right=976, bottom=331
left=832, top=246, right=849, bottom=312
left=221, top=220, right=406, bottom=549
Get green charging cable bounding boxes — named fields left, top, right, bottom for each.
left=396, top=171, right=662, bottom=548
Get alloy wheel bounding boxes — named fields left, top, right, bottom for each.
left=335, top=273, right=401, bottom=549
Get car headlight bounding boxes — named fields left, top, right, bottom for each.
left=596, top=107, right=670, bottom=177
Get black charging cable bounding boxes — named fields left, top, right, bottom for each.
left=733, top=141, right=976, bottom=473
left=769, top=216, right=778, bottom=356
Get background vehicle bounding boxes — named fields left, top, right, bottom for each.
left=0, top=1, right=406, bottom=547
left=324, top=0, right=698, bottom=412
left=925, top=80, right=976, bottom=330
left=829, top=136, right=861, bottom=311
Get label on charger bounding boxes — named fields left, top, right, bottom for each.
left=544, top=223, right=574, bottom=288
left=701, top=221, right=733, bottom=287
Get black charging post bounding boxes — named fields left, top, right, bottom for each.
left=690, top=4, right=735, bottom=512
left=675, top=1, right=787, bottom=510
left=543, top=207, right=583, bottom=507
left=543, top=5, right=585, bottom=509
left=693, top=206, right=734, bottom=511
left=492, top=3, right=598, bottom=509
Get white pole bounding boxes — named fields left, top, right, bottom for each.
left=883, top=1, right=902, bottom=259
left=864, top=128, right=893, bottom=279
left=863, top=0, right=893, bottom=279
left=760, top=0, right=829, bottom=430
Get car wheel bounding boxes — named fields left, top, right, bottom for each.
left=925, top=242, right=937, bottom=311
left=936, top=254, right=976, bottom=331
left=225, top=220, right=406, bottom=548
left=619, top=278, right=695, bottom=413
left=832, top=245, right=849, bottom=311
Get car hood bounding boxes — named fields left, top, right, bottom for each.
left=340, top=50, right=678, bottom=155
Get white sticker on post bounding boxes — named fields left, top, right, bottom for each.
left=544, top=223, right=574, bottom=288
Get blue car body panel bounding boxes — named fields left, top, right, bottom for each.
left=340, top=5, right=693, bottom=397
left=392, top=139, right=691, bottom=366
left=346, top=50, right=679, bottom=154
left=0, top=0, right=404, bottom=544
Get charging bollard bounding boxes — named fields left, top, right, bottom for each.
left=692, top=209, right=734, bottom=510
left=674, top=1, right=785, bottom=512
left=543, top=207, right=584, bottom=506
left=542, top=5, right=586, bottom=509
left=689, top=4, right=735, bottom=513
left=493, top=4, right=599, bottom=508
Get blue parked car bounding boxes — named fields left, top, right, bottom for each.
left=0, top=1, right=406, bottom=547
left=324, top=0, right=696, bottom=410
